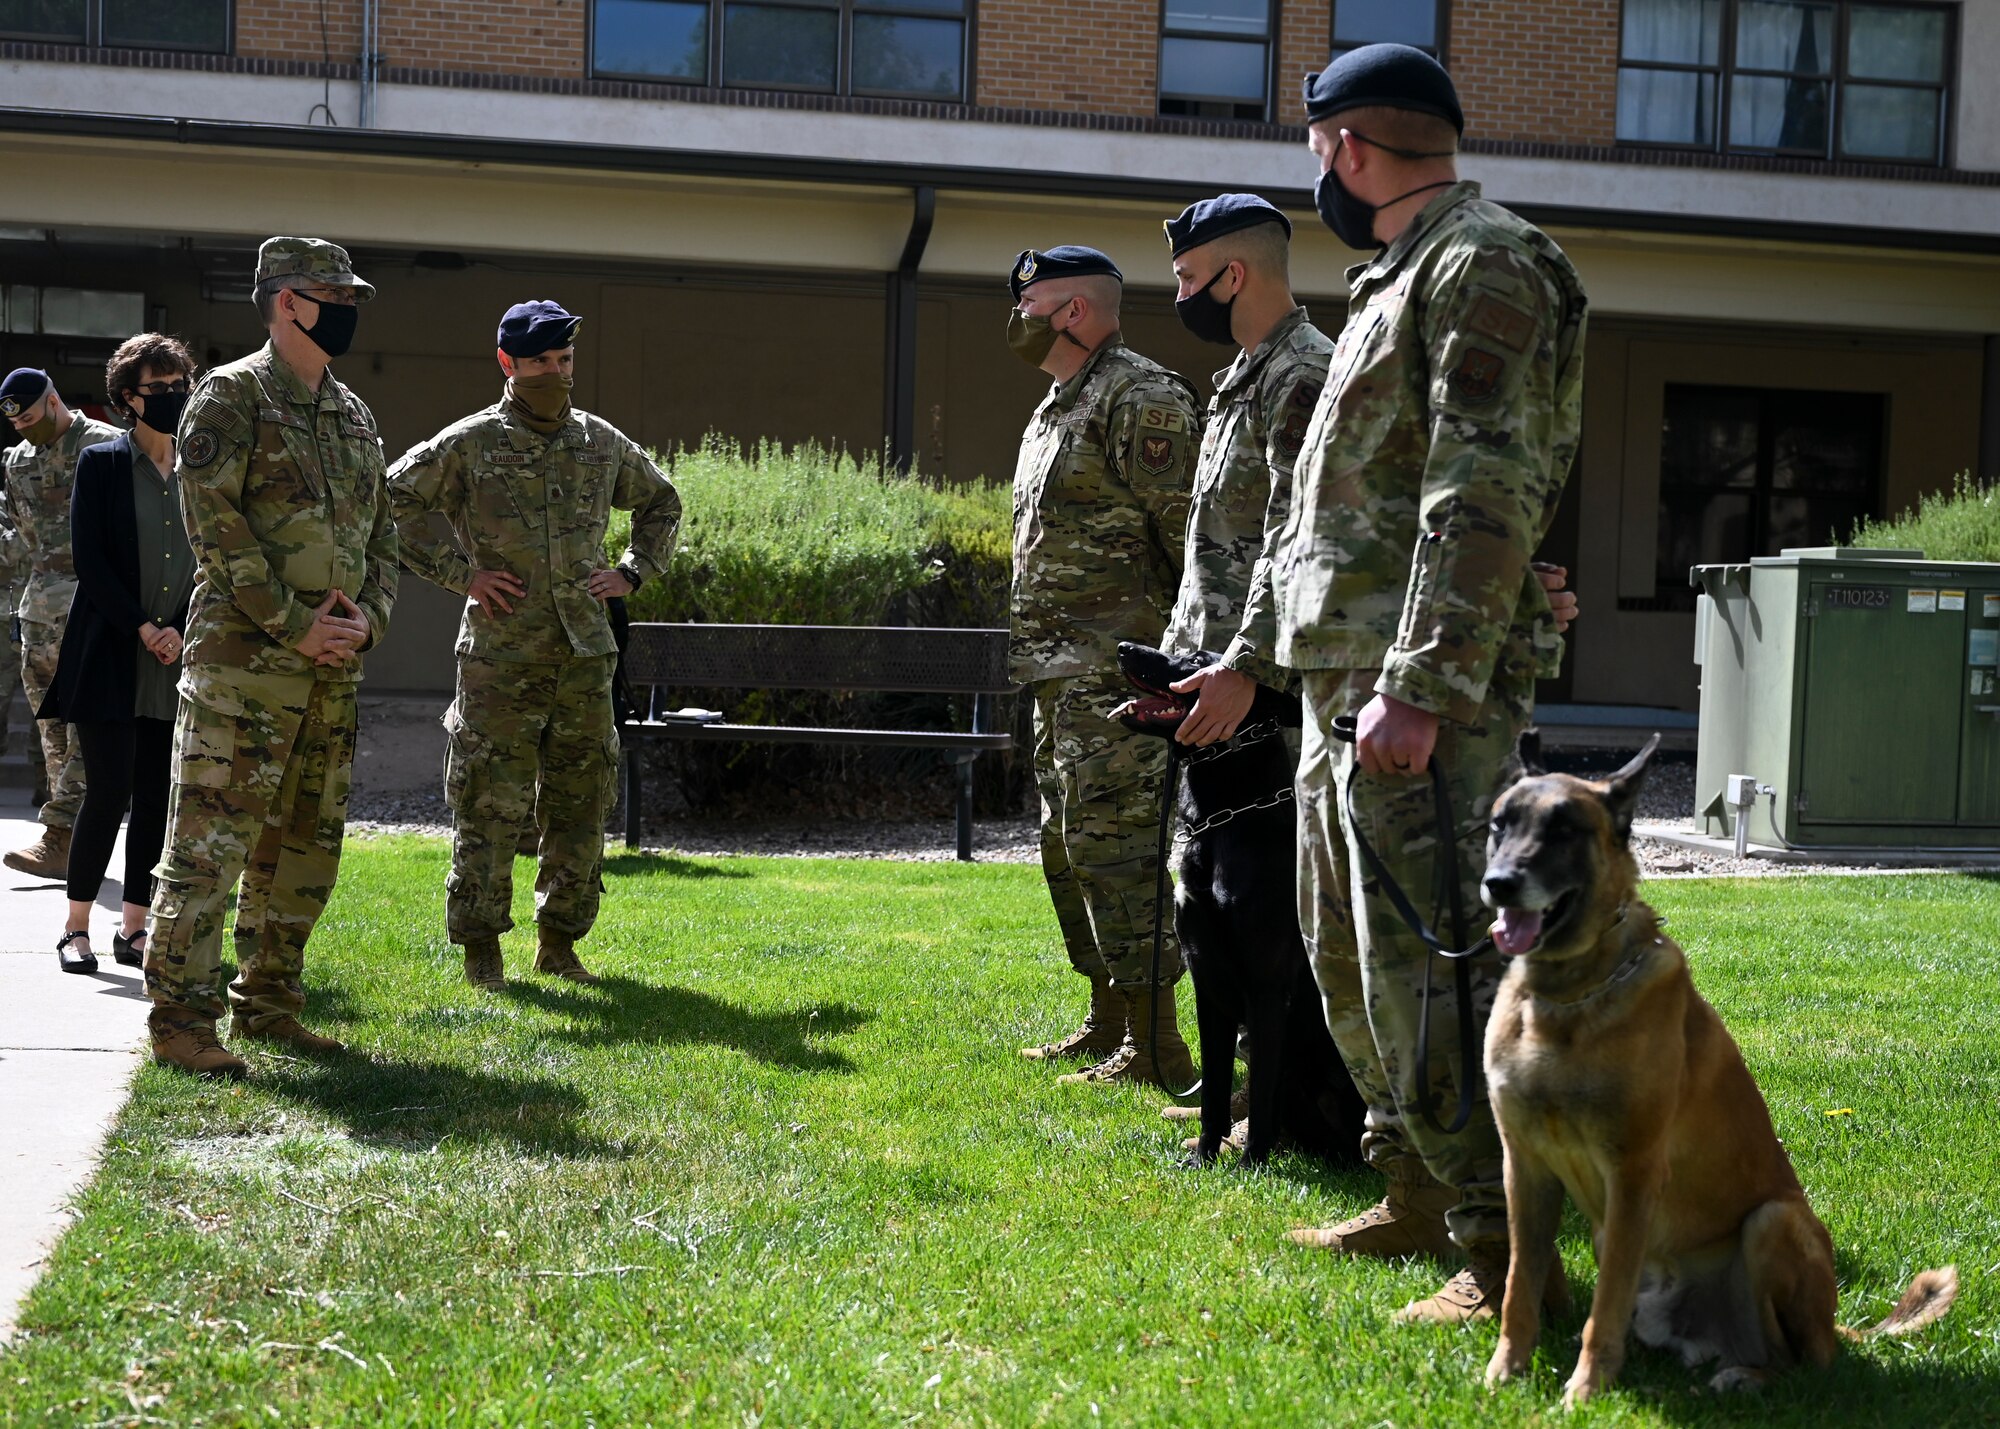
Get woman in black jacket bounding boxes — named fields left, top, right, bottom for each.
left=43, top=334, right=197, bottom=975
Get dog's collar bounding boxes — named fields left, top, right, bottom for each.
left=1530, top=907, right=1660, bottom=1008
left=1178, top=718, right=1286, bottom=765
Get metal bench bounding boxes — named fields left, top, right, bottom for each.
left=620, top=623, right=1018, bottom=860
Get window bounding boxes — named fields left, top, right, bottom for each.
left=592, top=0, right=967, bottom=100
left=1616, top=0, right=1952, bottom=163
left=0, top=0, right=228, bottom=50
left=1158, top=1, right=1273, bottom=122
left=1651, top=384, right=1883, bottom=608
left=1330, top=0, right=1445, bottom=58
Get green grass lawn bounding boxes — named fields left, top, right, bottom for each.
left=4, top=846, right=1995, bottom=1426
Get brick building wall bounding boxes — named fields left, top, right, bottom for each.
left=1450, top=0, right=1620, bottom=145
left=974, top=0, right=1162, bottom=115
left=238, top=0, right=587, bottom=80
left=1273, top=0, right=1328, bottom=126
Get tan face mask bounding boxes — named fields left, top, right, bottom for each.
left=17, top=404, right=59, bottom=447
left=504, top=372, right=573, bottom=432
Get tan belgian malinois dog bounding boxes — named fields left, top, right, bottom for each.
left=1478, top=733, right=1956, bottom=1408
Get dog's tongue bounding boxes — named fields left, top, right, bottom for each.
left=1492, top=907, right=1544, bottom=956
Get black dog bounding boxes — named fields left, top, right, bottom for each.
left=1116, top=642, right=1365, bottom=1167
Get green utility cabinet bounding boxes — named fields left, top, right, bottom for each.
left=1692, top=548, right=2000, bottom=850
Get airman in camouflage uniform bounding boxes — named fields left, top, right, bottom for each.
left=1006, top=246, right=1200, bottom=1090
left=1270, top=49, right=1587, bottom=1323
left=146, top=237, right=398, bottom=1080
left=0, top=369, right=115, bottom=877
left=387, top=300, right=680, bottom=990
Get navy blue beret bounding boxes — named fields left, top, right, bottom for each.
left=1302, top=43, right=1464, bottom=136
left=1164, top=194, right=1292, bottom=258
left=1010, top=246, right=1123, bottom=302
left=0, top=368, right=51, bottom=419
left=497, top=300, right=583, bottom=358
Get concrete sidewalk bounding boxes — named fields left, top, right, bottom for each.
left=0, top=789, right=148, bottom=1339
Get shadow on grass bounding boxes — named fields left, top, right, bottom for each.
left=257, top=1052, right=624, bottom=1158
left=602, top=852, right=753, bottom=880
left=505, top=974, right=871, bottom=1072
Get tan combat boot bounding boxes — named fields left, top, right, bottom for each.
left=1286, top=1174, right=1460, bottom=1260
left=463, top=936, right=505, bottom=991
left=1020, top=975, right=1123, bottom=1062
left=3, top=824, right=71, bottom=879
left=1162, top=1085, right=1250, bottom=1124
left=150, top=1016, right=247, bottom=1081
left=535, top=929, right=600, bottom=984
left=1392, top=1243, right=1568, bottom=1325
left=1058, top=985, right=1196, bottom=1089
left=233, top=1015, right=345, bottom=1055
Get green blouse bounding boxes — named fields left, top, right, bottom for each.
left=132, top=448, right=196, bottom=721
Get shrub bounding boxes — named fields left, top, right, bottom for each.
left=604, top=438, right=1025, bottom=824
left=1851, top=473, right=2000, bottom=563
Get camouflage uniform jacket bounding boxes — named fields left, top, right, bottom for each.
left=1, top=413, right=120, bottom=623
left=1266, top=182, right=1586, bottom=724
left=1010, top=338, right=1200, bottom=684
left=173, top=342, right=399, bottom=711
left=386, top=400, right=681, bottom=664
left=1162, top=307, right=1331, bottom=691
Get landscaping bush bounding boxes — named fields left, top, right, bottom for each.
left=1851, top=472, right=2000, bottom=563
left=604, top=438, right=1029, bottom=825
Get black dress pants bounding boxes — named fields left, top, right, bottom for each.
left=67, top=717, right=174, bottom=906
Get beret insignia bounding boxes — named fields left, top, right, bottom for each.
left=0, top=398, right=17, bottom=419
left=182, top=428, right=221, bottom=468
left=1017, top=252, right=1037, bottom=283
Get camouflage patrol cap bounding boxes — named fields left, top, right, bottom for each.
left=253, top=236, right=376, bottom=301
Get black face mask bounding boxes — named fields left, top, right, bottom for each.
left=1315, top=137, right=1457, bottom=251
left=1174, top=265, right=1238, bottom=346
left=291, top=294, right=359, bottom=359
left=133, top=390, right=188, bottom=436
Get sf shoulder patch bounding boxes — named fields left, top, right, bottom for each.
left=1467, top=295, right=1537, bottom=354
left=1138, top=434, right=1174, bottom=474
left=1448, top=348, right=1507, bottom=404
left=182, top=428, right=221, bottom=468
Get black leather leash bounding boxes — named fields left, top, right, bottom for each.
left=1148, top=736, right=1202, bottom=1101
left=1328, top=715, right=1492, bottom=1136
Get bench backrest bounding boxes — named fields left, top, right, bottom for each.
left=624, top=623, right=1017, bottom=695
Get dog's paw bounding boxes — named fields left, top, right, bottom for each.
left=1484, top=1346, right=1529, bottom=1389
left=1707, top=1366, right=1768, bottom=1395
left=1560, top=1368, right=1604, bottom=1411
left=1177, top=1147, right=1216, bottom=1170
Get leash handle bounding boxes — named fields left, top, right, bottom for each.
left=1330, top=714, right=1488, bottom=1136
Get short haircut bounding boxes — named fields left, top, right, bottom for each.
left=105, top=332, right=195, bottom=411
left=1206, top=219, right=1292, bottom=282
left=252, top=276, right=305, bottom=325
left=1327, top=105, right=1460, bottom=157
left=1068, top=272, right=1124, bottom=319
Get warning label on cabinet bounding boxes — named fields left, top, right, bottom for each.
left=1942, top=590, right=1967, bottom=612
left=1908, top=589, right=1938, bottom=613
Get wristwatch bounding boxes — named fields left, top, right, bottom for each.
left=615, top=559, right=645, bottom=592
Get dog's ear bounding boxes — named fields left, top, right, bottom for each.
left=1600, top=733, right=1662, bottom=842
left=1500, top=727, right=1546, bottom=787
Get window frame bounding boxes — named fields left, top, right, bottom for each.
left=588, top=0, right=975, bottom=104
left=1156, top=0, right=1279, bottom=123
left=1614, top=0, right=1956, bottom=167
left=1328, top=0, right=1451, bottom=63
left=0, top=0, right=232, bottom=53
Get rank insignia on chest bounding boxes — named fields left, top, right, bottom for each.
left=182, top=429, right=220, bottom=468
left=1448, top=348, right=1506, bottom=404
left=1138, top=434, right=1174, bottom=474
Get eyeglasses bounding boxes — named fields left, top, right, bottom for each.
left=134, top=379, right=191, bottom=396
left=295, top=287, right=360, bottom=307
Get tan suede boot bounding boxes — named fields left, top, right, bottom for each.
left=1020, top=975, right=1123, bottom=1062
left=1286, top=1175, right=1460, bottom=1260
left=463, top=936, right=505, bottom=990
left=535, top=929, right=600, bottom=984
left=233, top=1015, right=345, bottom=1055
left=1162, top=1085, right=1249, bottom=1123
left=4, top=824, right=71, bottom=879
left=1393, top=1243, right=1511, bottom=1324
left=150, top=1015, right=247, bottom=1081
left=1058, top=985, right=1195, bottom=1089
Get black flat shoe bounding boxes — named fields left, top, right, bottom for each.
left=57, top=930, right=98, bottom=975
left=112, top=930, right=146, bottom=968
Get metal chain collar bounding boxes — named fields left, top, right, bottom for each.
left=1171, top=717, right=1295, bottom=839
left=1176, top=784, right=1296, bottom=839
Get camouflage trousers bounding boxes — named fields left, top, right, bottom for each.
left=146, top=677, right=357, bottom=1031
left=1296, top=668, right=1523, bottom=1252
left=0, top=600, right=19, bottom=762
left=443, top=653, right=618, bottom=943
left=21, top=618, right=86, bottom=830
left=1032, top=669, right=1181, bottom=991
